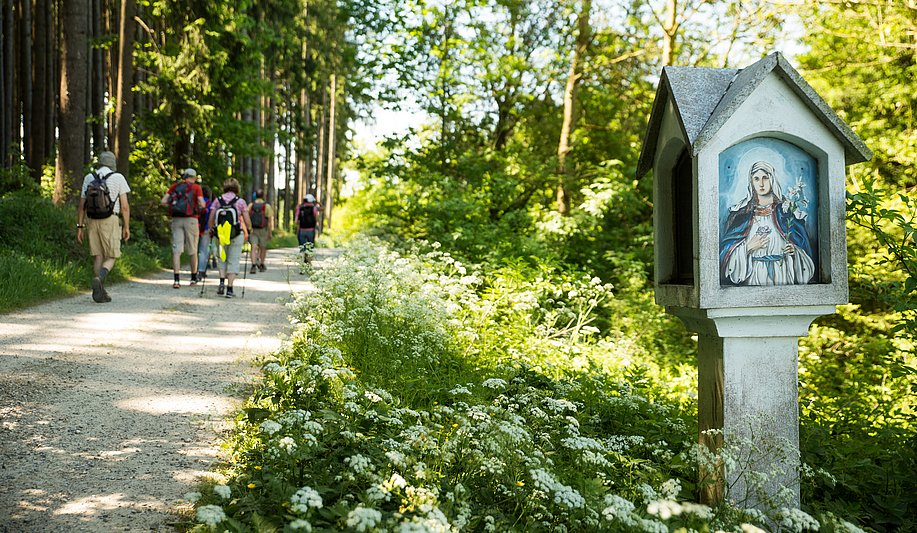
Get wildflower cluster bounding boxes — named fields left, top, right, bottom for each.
left=184, top=239, right=856, bottom=532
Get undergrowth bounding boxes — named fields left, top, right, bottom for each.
left=185, top=239, right=864, bottom=532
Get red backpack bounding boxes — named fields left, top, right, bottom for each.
left=250, top=202, right=268, bottom=228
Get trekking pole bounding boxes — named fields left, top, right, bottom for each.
left=199, top=264, right=206, bottom=297
left=241, top=245, right=249, bottom=299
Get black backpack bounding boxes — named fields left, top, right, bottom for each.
left=250, top=202, right=268, bottom=228
left=84, top=171, right=116, bottom=219
left=169, top=182, right=196, bottom=217
left=298, top=202, right=316, bottom=229
left=215, top=197, right=241, bottom=243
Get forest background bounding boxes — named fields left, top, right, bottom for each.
left=0, top=0, right=915, bottom=530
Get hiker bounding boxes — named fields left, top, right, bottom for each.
left=294, top=194, right=320, bottom=266
left=196, top=185, right=216, bottom=282
left=208, top=178, right=251, bottom=298
left=161, top=168, right=206, bottom=288
left=76, top=150, right=131, bottom=303
left=248, top=188, right=274, bottom=274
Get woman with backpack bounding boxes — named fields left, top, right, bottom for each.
left=207, top=178, right=252, bottom=298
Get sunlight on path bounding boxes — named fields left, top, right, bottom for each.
left=0, top=247, right=336, bottom=532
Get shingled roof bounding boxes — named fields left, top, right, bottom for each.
left=636, top=52, right=872, bottom=178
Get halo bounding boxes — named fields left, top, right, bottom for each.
left=736, top=146, right=786, bottom=185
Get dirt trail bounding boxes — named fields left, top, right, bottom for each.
left=0, top=247, right=330, bottom=532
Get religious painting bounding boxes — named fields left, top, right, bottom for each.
left=719, top=138, right=819, bottom=287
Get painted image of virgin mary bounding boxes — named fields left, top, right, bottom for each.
left=720, top=161, right=816, bottom=286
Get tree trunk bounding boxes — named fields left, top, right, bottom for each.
left=29, top=0, right=51, bottom=183
left=114, top=0, right=135, bottom=176
left=2, top=0, right=14, bottom=167
left=18, top=0, right=32, bottom=176
left=90, top=0, right=104, bottom=151
left=55, top=0, right=90, bottom=204
left=315, top=84, right=327, bottom=206
left=283, top=98, right=293, bottom=229
left=323, top=73, right=336, bottom=230
left=662, top=0, right=678, bottom=66
left=302, top=89, right=312, bottom=196
left=555, top=0, right=591, bottom=215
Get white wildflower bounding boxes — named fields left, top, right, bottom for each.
left=386, top=449, right=406, bottom=466
left=365, top=391, right=384, bottom=403
left=602, top=494, right=635, bottom=520
left=449, top=385, right=472, bottom=396
left=183, top=491, right=201, bottom=503
left=195, top=505, right=226, bottom=527
left=776, top=508, right=820, bottom=532
left=260, top=420, right=282, bottom=435
left=263, top=362, right=283, bottom=374
left=290, top=486, right=323, bottom=513
left=647, top=499, right=682, bottom=520
left=345, top=453, right=374, bottom=475
left=346, top=506, right=383, bottom=532
left=544, top=397, right=577, bottom=413
left=290, top=518, right=313, bottom=531
left=382, top=472, right=408, bottom=492
left=659, top=478, right=681, bottom=499
left=213, top=484, right=231, bottom=500
left=482, top=378, right=507, bottom=390
left=278, top=436, right=297, bottom=452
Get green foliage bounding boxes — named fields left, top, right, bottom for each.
left=192, top=239, right=832, bottom=532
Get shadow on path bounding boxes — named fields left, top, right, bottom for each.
left=0, top=247, right=337, bottom=532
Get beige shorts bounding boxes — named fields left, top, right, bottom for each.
left=170, top=217, right=200, bottom=255
left=249, top=227, right=270, bottom=247
left=88, top=216, right=122, bottom=258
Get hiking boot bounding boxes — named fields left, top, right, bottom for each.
left=190, top=277, right=198, bottom=286
left=217, top=285, right=225, bottom=296
left=259, top=264, right=266, bottom=272
left=250, top=265, right=258, bottom=274
left=91, top=276, right=104, bottom=303
left=225, top=288, right=235, bottom=298
left=172, top=281, right=180, bottom=289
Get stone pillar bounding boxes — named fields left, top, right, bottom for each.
left=671, top=305, right=835, bottom=511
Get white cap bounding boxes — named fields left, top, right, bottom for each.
left=182, top=168, right=197, bottom=179
left=305, top=194, right=315, bottom=202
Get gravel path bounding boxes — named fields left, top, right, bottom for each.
left=0, top=246, right=328, bottom=532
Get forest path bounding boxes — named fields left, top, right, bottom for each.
left=0, top=246, right=331, bottom=532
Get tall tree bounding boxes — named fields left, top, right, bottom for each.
left=114, top=0, right=136, bottom=176
left=556, top=0, right=592, bottom=215
left=1, top=0, right=12, bottom=167
left=28, top=0, right=53, bottom=183
left=324, top=72, right=336, bottom=229
left=55, top=0, right=90, bottom=204
left=18, top=0, right=32, bottom=174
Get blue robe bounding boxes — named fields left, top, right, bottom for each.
left=720, top=201, right=816, bottom=286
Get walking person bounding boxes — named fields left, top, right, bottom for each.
left=294, top=194, right=320, bottom=267
left=76, top=151, right=131, bottom=303
left=248, top=189, right=274, bottom=273
left=196, top=185, right=216, bottom=283
left=209, top=178, right=251, bottom=298
left=161, top=168, right=206, bottom=288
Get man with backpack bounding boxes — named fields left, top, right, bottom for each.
left=76, top=151, right=131, bottom=303
left=161, top=168, right=206, bottom=288
left=248, top=189, right=274, bottom=274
